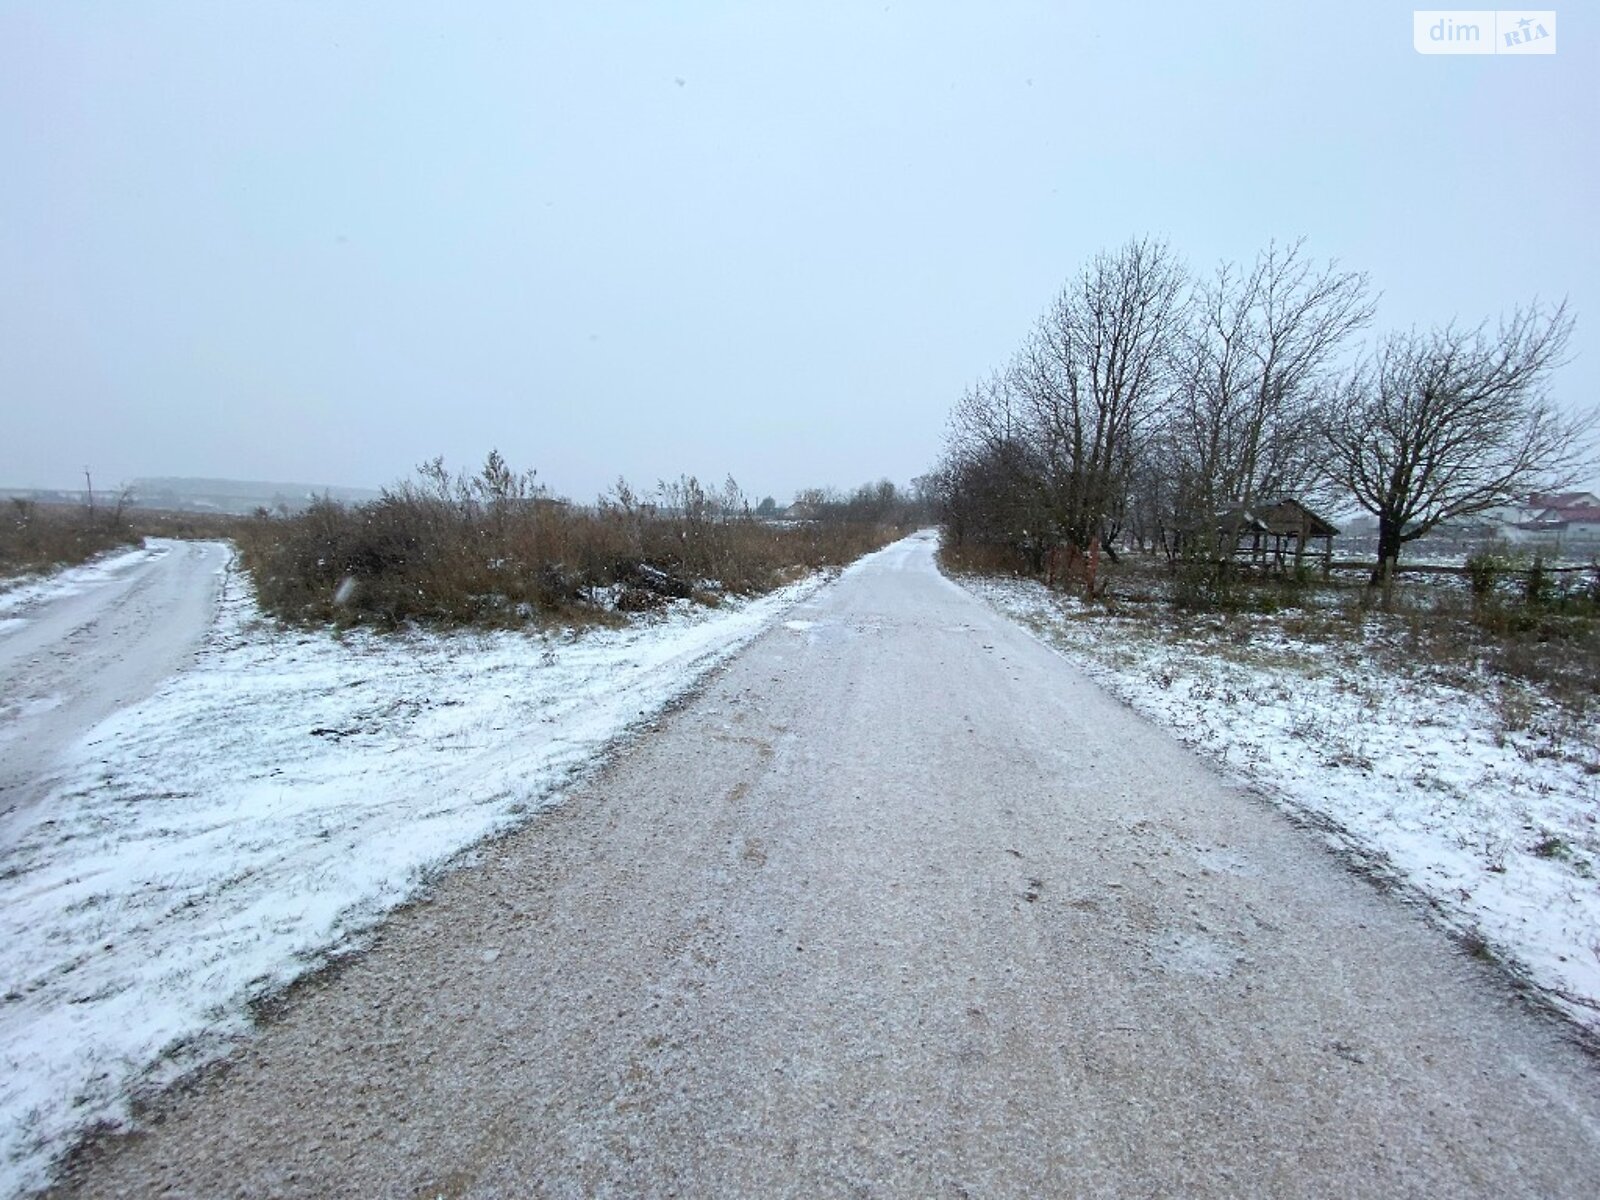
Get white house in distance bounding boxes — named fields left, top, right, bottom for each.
left=1485, top=491, right=1600, bottom=548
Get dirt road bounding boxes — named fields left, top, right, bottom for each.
left=51, top=533, right=1600, bottom=1197
left=0, top=540, right=229, bottom=829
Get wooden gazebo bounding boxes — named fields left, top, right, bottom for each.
left=1216, top=499, right=1339, bottom=574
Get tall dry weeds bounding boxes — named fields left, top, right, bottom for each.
left=236, top=456, right=917, bottom=628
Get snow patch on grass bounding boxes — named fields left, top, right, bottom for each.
left=0, top=565, right=826, bottom=1196
left=959, top=573, right=1600, bottom=1034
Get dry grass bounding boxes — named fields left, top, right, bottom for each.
left=128, top=510, right=254, bottom=543
left=236, top=463, right=912, bottom=628
left=0, top=500, right=136, bottom=577
left=944, top=534, right=1600, bottom=728
left=3, top=500, right=271, bottom=587
left=936, top=539, right=1035, bottom=578
left=5, top=461, right=918, bottom=632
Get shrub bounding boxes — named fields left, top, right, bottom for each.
left=235, top=455, right=910, bottom=628
left=0, top=499, right=135, bottom=577
left=935, top=538, right=1034, bottom=577
left=1171, top=557, right=1238, bottom=612
left=1522, top=554, right=1550, bottom=608
left=1465, top=550, right=1505, bottom=601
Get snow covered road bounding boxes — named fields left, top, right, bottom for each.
left=0, top=540, right=229, bottom=830
left=957, top=573, right=1600, bottom=1034
left=1, top=555, right=828, bottom=1196
left=44, top=531, right=1600, bottom=1199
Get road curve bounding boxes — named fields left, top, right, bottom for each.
left=0, top=539, right=230, bottom=830
left=50, top=533, right=1600, bottom=1198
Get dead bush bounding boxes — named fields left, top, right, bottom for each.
left=236, top=455, right=909, bottom=628
left=936, top=539, right=1034, bottom=577
left=0, top=499, right=136, bottom=577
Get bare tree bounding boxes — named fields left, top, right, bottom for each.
left=1165, top=240, right=1373, bottom=552
left=1013, top=236, right=1189, bottom=557
left=937, top=372, right=1053, bottom=561
left=947, top=371, right=1028, bottom=467
left=1325, top=302, right=1587, bottom=581
left=112, top=482, right=136, bottom=523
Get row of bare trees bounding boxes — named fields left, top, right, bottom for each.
left=935, top=236, right=1588, bottom=577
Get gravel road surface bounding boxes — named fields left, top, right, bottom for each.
left=50, top=533, right=1600, bottom=1198
left=0, top=540, right=229, bottom=831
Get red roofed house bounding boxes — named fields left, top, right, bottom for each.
left=1514, top=491, right=1600, bottom=545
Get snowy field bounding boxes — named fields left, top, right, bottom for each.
left=0, top=557, right=827, bottom=1196
left=958, top=574, right=1600, bottom=1036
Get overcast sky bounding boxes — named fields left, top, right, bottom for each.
left=2, top=2, right=1595, bottom=503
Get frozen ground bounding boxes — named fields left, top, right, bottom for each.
left=0, top=548, right=155, bottom=618
left=0, top=558, right=825, bottom=1196
left=44, top=532, right=1600, bottom=1199
left=0, top=540, right=230, bottom=827
left=957, top=573, right=1600, bottom=1034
